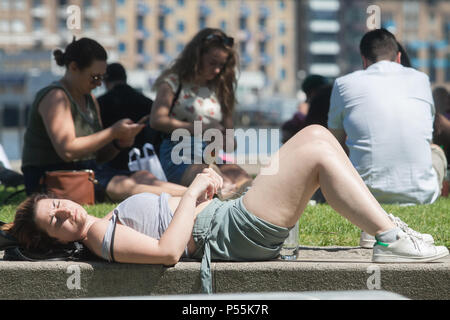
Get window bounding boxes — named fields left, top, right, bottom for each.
left=117, top=18, right=126, bottom=34
left=33, top=17, right=43, bottom=30
left=258, top=16, right=266, bottom=31
left=199, top=15, right=206, bottom=29
left=158, top=15, right=165, bottom=31
left=137, top=39, right=144, bottom=54
left=279, top=22, right=286, bottom=35
left=11, top=19, right=26, bottom=33
left=14, top=0, right=26, bottom=10
left=177, top=20, right=185, bottom=32
left=280, top=69, right=286, bottom=80
left=279, top=44, right=286, bottom=56
left=137, top=15, right=144, bottom=31
left=259, top=41, right=266, bottom=54
left=446, top=53, right=450, bottom=82
left=84, top=18, right=93, bottom=30
left=239, top=16, right=247, bottom=30
left=176, top=42, right=184, bottom=53
left=158, top=39, right=165, bottom=54
left=220, top=20, right=227, bottom=31
left=117, top=0, right=125, bottom=6
left=118, top=42, right=126, bottom=53
left=84, top=0, right=92, bottom=8
left=428, top=46, right=436, bottom=83
left=177, top=0, right=185, bottom=6
left=239, top=41, right=247, bottom=55
left=0, top=21, right=9, bottom=33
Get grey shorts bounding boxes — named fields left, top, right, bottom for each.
left=191, top=196, right=290, bottom=293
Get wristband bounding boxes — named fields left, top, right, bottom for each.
left=112, top=139, right=127, bottom=151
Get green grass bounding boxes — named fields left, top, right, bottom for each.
left=1, top=185, right=449, bottom=247
left=299, top=198, right=449, bottom=247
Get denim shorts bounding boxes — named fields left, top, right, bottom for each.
left=159, top=138, right=208, bottom=184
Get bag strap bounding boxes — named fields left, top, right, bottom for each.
left=109, top=210, right=119, bottom=262
left=160, top=83, right=182, bottom=141
left=170, top=83, right=182, bottom=113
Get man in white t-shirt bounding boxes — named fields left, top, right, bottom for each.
left=327, top=28, right=447, bottom=246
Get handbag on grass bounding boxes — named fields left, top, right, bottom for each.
left=128, top=143, right=168, bottom=182
left=40, top=170, right=97, bottom=205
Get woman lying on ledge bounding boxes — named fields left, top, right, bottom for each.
left=2, top=125, right=448, bottom=293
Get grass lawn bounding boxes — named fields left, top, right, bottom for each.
left=1, top=185, right=448, bottom=247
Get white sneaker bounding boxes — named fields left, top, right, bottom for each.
left=372, top=230, right=449, bottom=263
left=359, top=231, right=376, bottom=248
left=360, top=214, right=435, bottom=249
left=387, top=213, right=434, bottom=244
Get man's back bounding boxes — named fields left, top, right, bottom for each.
left=328, top=61, right=438, bottom=204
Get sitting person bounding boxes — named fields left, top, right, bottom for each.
left=432, top=87, right=450, bottom=175
left=21, top=37, right=186, bottom=202
left=3, top=125, right=448, bottom=294
left=328, top=28, right=446, bottom=205
left=150, top=28, right=252, bottom=198
left=97, top=62, right=155, bottom=171
left=281, top=74, right=329, bottom=143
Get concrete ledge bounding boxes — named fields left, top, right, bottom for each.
left=0, top=246, right=448, bottom=300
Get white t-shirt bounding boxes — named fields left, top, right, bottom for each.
left=328, top=60, right=439, bottom=204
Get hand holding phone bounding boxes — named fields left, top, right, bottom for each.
left=137, top=115, right=150, bottom=124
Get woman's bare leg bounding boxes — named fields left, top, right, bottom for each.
left=106, top=171, right=187, bottom=202
left=243, top=125, right=395, bottom=236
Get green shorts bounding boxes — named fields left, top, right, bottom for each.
left=191, top=196, right=290, bottom=293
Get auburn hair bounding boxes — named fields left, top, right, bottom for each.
left=1, top=193, right=60, bottom=250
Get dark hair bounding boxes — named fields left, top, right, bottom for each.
left=53, top=37, right=107, bottom=70
left=397, top=41, right=411, bottom=68
left=105, top=62, right=127, bottom=82
left=154, top=28, right=238, bottom=116
left=1, top=193, right=60, bottom=250
left=359, top=28, right=399, bottom=63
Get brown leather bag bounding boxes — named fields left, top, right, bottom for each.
left=40, top=170, right=97, bottom=205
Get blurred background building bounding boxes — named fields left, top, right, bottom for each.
left=0, top=0, right=449, bottom=161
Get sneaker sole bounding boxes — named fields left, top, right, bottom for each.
left=359, top=240, right=376, bottom=249
left=372, top=248, right=449, bottom=263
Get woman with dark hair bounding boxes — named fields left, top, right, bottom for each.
left=3, top=126, right=448, bottom=294
left=151, top=28, right=251, bottom=198
left=21, top=37, right=186, bottom=202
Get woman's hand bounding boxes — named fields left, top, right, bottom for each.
left=111, top=118, right=145, bottom=147
left=186, top=168, right=223, bottom=204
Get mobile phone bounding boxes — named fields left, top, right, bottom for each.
left=137, top=115, right=150, bottom=124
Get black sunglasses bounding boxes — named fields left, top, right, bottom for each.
left=91, top=74, right=106, bottom=82
left=204, top=34, right=234, bottom=47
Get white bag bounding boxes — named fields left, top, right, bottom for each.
left=128, top=143, right=168, bottom=182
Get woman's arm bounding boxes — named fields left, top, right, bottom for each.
left=39, top=89, right=144, bottom=162
left=85, top=168, right=223, bottom=266
left=150, top=82, right=195, bottom=134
